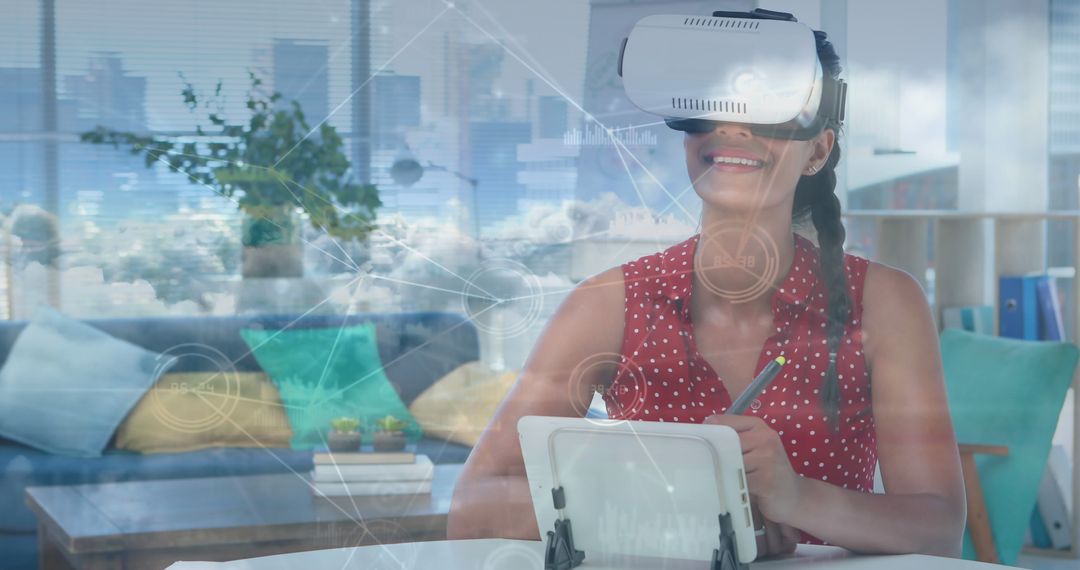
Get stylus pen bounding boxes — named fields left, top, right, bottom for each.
left=725, top=356, right=787, bottom=415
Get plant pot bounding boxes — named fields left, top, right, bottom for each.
left=241, top=208, right=303, bottom=278
left=327, top=431, right=362, bottom=452
left=373, top=431, right=407, bottom=452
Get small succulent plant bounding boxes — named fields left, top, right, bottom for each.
left=330, top=417, right=361, bottom=433
left=375, top=415, right=407, bottom=432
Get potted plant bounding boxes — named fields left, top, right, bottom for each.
left=372, top=415, right=408, bottom=452
left=80, top=72, right=382, bottom=279
left=327, top=417, right=362, bottom=452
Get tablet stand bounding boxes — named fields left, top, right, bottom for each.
left=542, top=487, right=748, bottom=570
left=544, top=487, right=585, bottom=570
left=711, top=512, right=748, bottom=570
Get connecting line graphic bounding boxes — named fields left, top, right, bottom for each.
left=143, top=151, right=362, bottom=273
left=608, top=132, right=695, bottom=222
left=451, top=2, right=700, bottom=222
left=263, top=165, right=501, bottom=304
left=183, top=273, right=366, bottom=398
left=271, top=5, right=452, bottom=169
left=736, top=139, right=802, bottom=258
left=185, top=312, right=505, bottom=570
left=174, top=271, right=500, bottom=411
left=105, top=7, right=825, bottom=564
left=608, top=119, right=671, bottom=132
left=278, top=17, right=354, bottom=109
left=143, top=146, right=500, bottom=303
left=310, top=298, right=502, bottom=408
left=139, top=277, right=500, bottom=567
left=365, top=273, right=496, bottom=302
left=607, top=129, right=677, bottom=257
left=309, top=292, right=358, bottom=400
left=466, top=0, right=572, bottom=104
left=450, top=0, right=795, bottom=298
left=593, top=165, right=719, bottom=274
left=187, top=391, right=412, bottom=569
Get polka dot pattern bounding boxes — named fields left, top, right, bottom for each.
left=602, top=232, right=877, bottom=546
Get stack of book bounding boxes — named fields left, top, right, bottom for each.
left=310, top=450, right=434, bottom=499
left=998, top=274, right=1065, bottom=341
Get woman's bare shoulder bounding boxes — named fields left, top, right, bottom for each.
left=863, top=260, right=927, bottom=308
left=530, top=265, right=626, bottom=362
left=861, top=260, right=934, bottom=363
left=548, top=265, right=626, bottom=339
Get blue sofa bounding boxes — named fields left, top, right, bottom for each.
left=0, top=311, right=480, bottom=569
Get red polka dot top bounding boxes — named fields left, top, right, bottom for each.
left=602, top=231, right=877, bottom=545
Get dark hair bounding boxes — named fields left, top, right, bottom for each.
left=791, top=30, right=848, bottom=434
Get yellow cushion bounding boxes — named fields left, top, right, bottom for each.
left=408, top=361, right=518, bottom=447
left=115, top=371, right=293, bottom=453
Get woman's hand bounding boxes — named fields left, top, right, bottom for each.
left=702, top=414, right=805, bottom=525
left=751, top=500, right=800, bottom=557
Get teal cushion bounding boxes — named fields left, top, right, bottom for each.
left=240, top=322, right=421, bottom=449
left=940, top=329, right=1078, bottom=565
left=0, top=306, right=169, bottom=457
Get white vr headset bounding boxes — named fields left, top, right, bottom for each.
left=618, top=8, right=847, bottom=141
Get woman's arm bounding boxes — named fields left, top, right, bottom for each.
left=446, top=267, right=626, bottom=540
left=707, top=263, right=966, bottom=556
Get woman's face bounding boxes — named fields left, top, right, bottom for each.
left=683, top=122, right=835, bottom=213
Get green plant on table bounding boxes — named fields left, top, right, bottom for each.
left=375, top=415, right=408, bottom=433
left=330, top=416, right=361, bottom=434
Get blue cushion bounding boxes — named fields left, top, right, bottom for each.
left=0, top=307, right=169, bottom=457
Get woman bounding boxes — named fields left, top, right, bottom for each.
left=447, top=29, right=966, bottom=558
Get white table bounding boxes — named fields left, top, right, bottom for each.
left=165, top=538, right=1009, bottom=569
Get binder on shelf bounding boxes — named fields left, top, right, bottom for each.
left=1036, top=276, right=1065, bottom=341
left=999, top=275, right=1040, bottom=340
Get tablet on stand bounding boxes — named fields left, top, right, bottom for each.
left=518, top=416, right=758, bottom=570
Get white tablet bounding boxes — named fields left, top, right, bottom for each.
left=517, top=416, right=757, bottom=566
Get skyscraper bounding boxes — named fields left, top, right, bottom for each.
left=1049, top=0, right=1080, bottom=271
left=352, top=0, right=374, bottom=185
left=537, top=95, right=568, bottom=140
left=272, top=39, right=329, bottom=127
left=373, top=72, right=421, bottom=150
left=469, top=120, right=531, bottom=233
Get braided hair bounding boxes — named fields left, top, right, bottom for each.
left=791, top=30, right=849, bottom=434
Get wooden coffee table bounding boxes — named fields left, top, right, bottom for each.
left=25, top=464, right=463, bottom=570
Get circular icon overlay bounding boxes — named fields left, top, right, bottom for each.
left=461, top=258, right=543, bottom=338
left=567, top=352, right=649, bottom=425
left=482, top=541, right=545, bottom=570
left=147, top=343, right=243, bottom=434
left=695, top=220, right=781, bottom=304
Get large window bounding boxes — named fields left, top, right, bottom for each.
left=2, top=0, right=1077, bottom=368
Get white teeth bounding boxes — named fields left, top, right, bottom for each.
left=710, top=156, right=763, bottom=167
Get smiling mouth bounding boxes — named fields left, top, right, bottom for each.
left=704, top=155, right=767, bottom=169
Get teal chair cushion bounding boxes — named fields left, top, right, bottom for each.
left=940, top=329, right=1078, bottom=565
